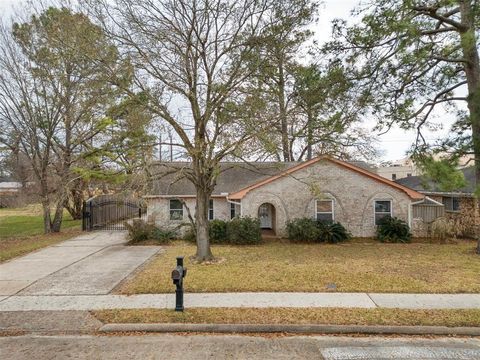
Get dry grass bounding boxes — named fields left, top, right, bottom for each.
left=117, top=240, right=480, bottom=294
left=93, top=308, right=480, bottom=327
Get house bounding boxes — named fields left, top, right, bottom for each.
left=396, top=167, right=479, bottom=237
left=376, top=157, right=419, bottom=181
left=145, top=156, right=430, bottom=238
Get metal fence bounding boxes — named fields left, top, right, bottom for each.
left=412, top=203, right=445, bottom=223
left=82, top=194, right=146, bottom=231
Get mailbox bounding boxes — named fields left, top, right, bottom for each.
left=171, top=256, right=187, bottom=311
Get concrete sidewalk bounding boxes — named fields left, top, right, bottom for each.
left=0, top=292, right=479, bottom=311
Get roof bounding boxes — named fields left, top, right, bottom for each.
left=396, top=167, right=477, bottom=195
left=227, top=156, right=424, bottom=200
left=148, top=156, right=424, bottom=200
left=148, top=161, right=298, bottom=196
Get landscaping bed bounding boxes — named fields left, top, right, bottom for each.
left=116, top=240, right=480, bottom=294
left=93, top=308, right=480, bottom=327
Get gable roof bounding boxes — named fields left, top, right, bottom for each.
left=227, top=156, right=424, bottom=200
left=396, top=167, right=476, bottom=195
left=147, top=161, right=299, bottom=197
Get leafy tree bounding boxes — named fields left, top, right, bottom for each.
left=0, top=7, right=125, bottom=232
left=326, top=0, right=480, bottom=253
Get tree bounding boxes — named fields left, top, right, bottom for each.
left=326, top=0, right=480, bottom=253
left=86, top=0, right=280, bottom=261
left=0, top=7, right=124, bottom=232
left=249, top=0, right=318, bottom=161
left=292, top=63, right=377, bottom=161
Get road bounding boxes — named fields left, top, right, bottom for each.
left=1, top=334, right=479, bottom=359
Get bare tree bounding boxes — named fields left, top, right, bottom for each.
left=85, top=0, right=277, bottom=261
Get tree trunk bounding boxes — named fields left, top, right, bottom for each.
left=194, top=186, right=213, bottom=261
left=51, top=200, right=65, bottom=233
left=306, top=108, right=313, bottom=160
left=278, top=58, right=290, bottom=162
left=42, top=199, right=52, bottom=234
left=459, top=0, right=480, bottom=254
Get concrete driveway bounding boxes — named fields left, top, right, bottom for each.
left=0, top=232, right=161, bottom=297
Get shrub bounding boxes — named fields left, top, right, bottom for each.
left=125, top=219, right=176, bottom=244
left=125, top=219, right=154, bottom=243
left=286, top=218, right=320, bottom=242
left=316, top=221, right=351, bottom=243
left=429, top=217, right=456, bottom=243
left=150, top=227, right=176, bottom=244
left=183, top=226, right=196, bottom=242
left=376, top=216, right=411, bottom=243
left=226, top=216, right=261, bottom=245
left=209, top=219, right=228, bottom=244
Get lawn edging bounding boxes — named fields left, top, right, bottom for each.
left=99, top=323, right=480, bottom=336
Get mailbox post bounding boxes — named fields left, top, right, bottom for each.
left=171, top=256, right=187, bottom=311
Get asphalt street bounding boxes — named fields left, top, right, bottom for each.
left=1, top=334, right=479, bottom=360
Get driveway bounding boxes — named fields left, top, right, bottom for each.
left=0, top=232, right=161, bottom=297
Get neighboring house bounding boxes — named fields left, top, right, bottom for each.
left=376, top=157, right=419, bottom=181
left=145, top=156, right=428, bottom=238
left=396, top=167, right=479, bottom=237
left=0, top=179, right=22, bottom=194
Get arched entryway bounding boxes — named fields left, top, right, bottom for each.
left=258, top=203, right=276, bottom=235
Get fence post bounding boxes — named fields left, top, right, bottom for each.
left=82, top=201, right=87, bottom=231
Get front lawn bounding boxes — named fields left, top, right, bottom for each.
left=94, top=308, right=480, bottom=327
left=0, top=205, right=82, bottom=262
left=116, top=240, right=480, bottom=294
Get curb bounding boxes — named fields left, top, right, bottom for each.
left=99, top=323, right=480, bottom=336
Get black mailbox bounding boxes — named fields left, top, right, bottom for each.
left=171, top=256, right=186, bottom=311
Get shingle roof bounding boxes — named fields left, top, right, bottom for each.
left=148, top=157, right=423, bottom=200
left=147, top=161, right=298, bottom=196
left=395, top=167, right=476, bottom=195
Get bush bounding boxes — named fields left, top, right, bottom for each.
left=125, top=219, right=175, bottom=244
left=183, top=226, right=196, bottom=242
left=226, top=216, right=262, bottom=245
left=286, top=218, right=320, bottom=242
left=150, top=227, right=176, bottom=244
left=376, top=216, right=411, bottom=243
left=209, top=219, right=228, bottom=244
left=286, top=218, right=350, bottom=243
left=316, top=221, right=351, bottom=243
left=125, top=219, right=154, bottom=243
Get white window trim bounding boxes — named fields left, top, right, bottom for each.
left=315, top=199, right=335, bottom=221
left=374, top=199, right=393, bottom=225
left=208, top=199, right=214, bottom=220
left=169, top=199, right=184, bottom=221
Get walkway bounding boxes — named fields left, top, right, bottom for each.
left=0, top=231, right=161, bottom=297
left=1, top=292, right=479, bottom=312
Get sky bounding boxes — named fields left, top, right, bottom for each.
left=0, top=0, right=458, bottom=162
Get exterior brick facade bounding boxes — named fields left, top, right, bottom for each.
left=146, top=158, right=419, bottom=238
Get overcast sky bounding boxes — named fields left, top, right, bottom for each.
left=0, top=0, right=457, bottom=162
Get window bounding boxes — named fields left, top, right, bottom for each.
left=407, top=173, right=412, bottom=177
left=316, top=199, right=334, bottom=223
left=169, top=199, right=183, bottom=220
left=374, top=200, right=392, bottom=225
left=208, top=199, right=214, bottom=220
left=391, top=173, right=397, bottom=180
left=442, top=197, right=460, bottom=212
left=230, top=202, right=241, bottom=219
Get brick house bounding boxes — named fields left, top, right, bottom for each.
left=145, top=156, right=430, bottom=238
left=396, top=167, right=480, bottom=237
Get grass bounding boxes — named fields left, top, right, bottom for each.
left=93, top=308, right=480, bottom=327
left=116, top=240, right=480, bottom=294
left=0, top=204, right=82, bottom=262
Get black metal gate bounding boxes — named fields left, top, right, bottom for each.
left=82, top=195, right=146, bottom=231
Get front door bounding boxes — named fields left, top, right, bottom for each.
left=259, top=203, right=272, bottom=229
